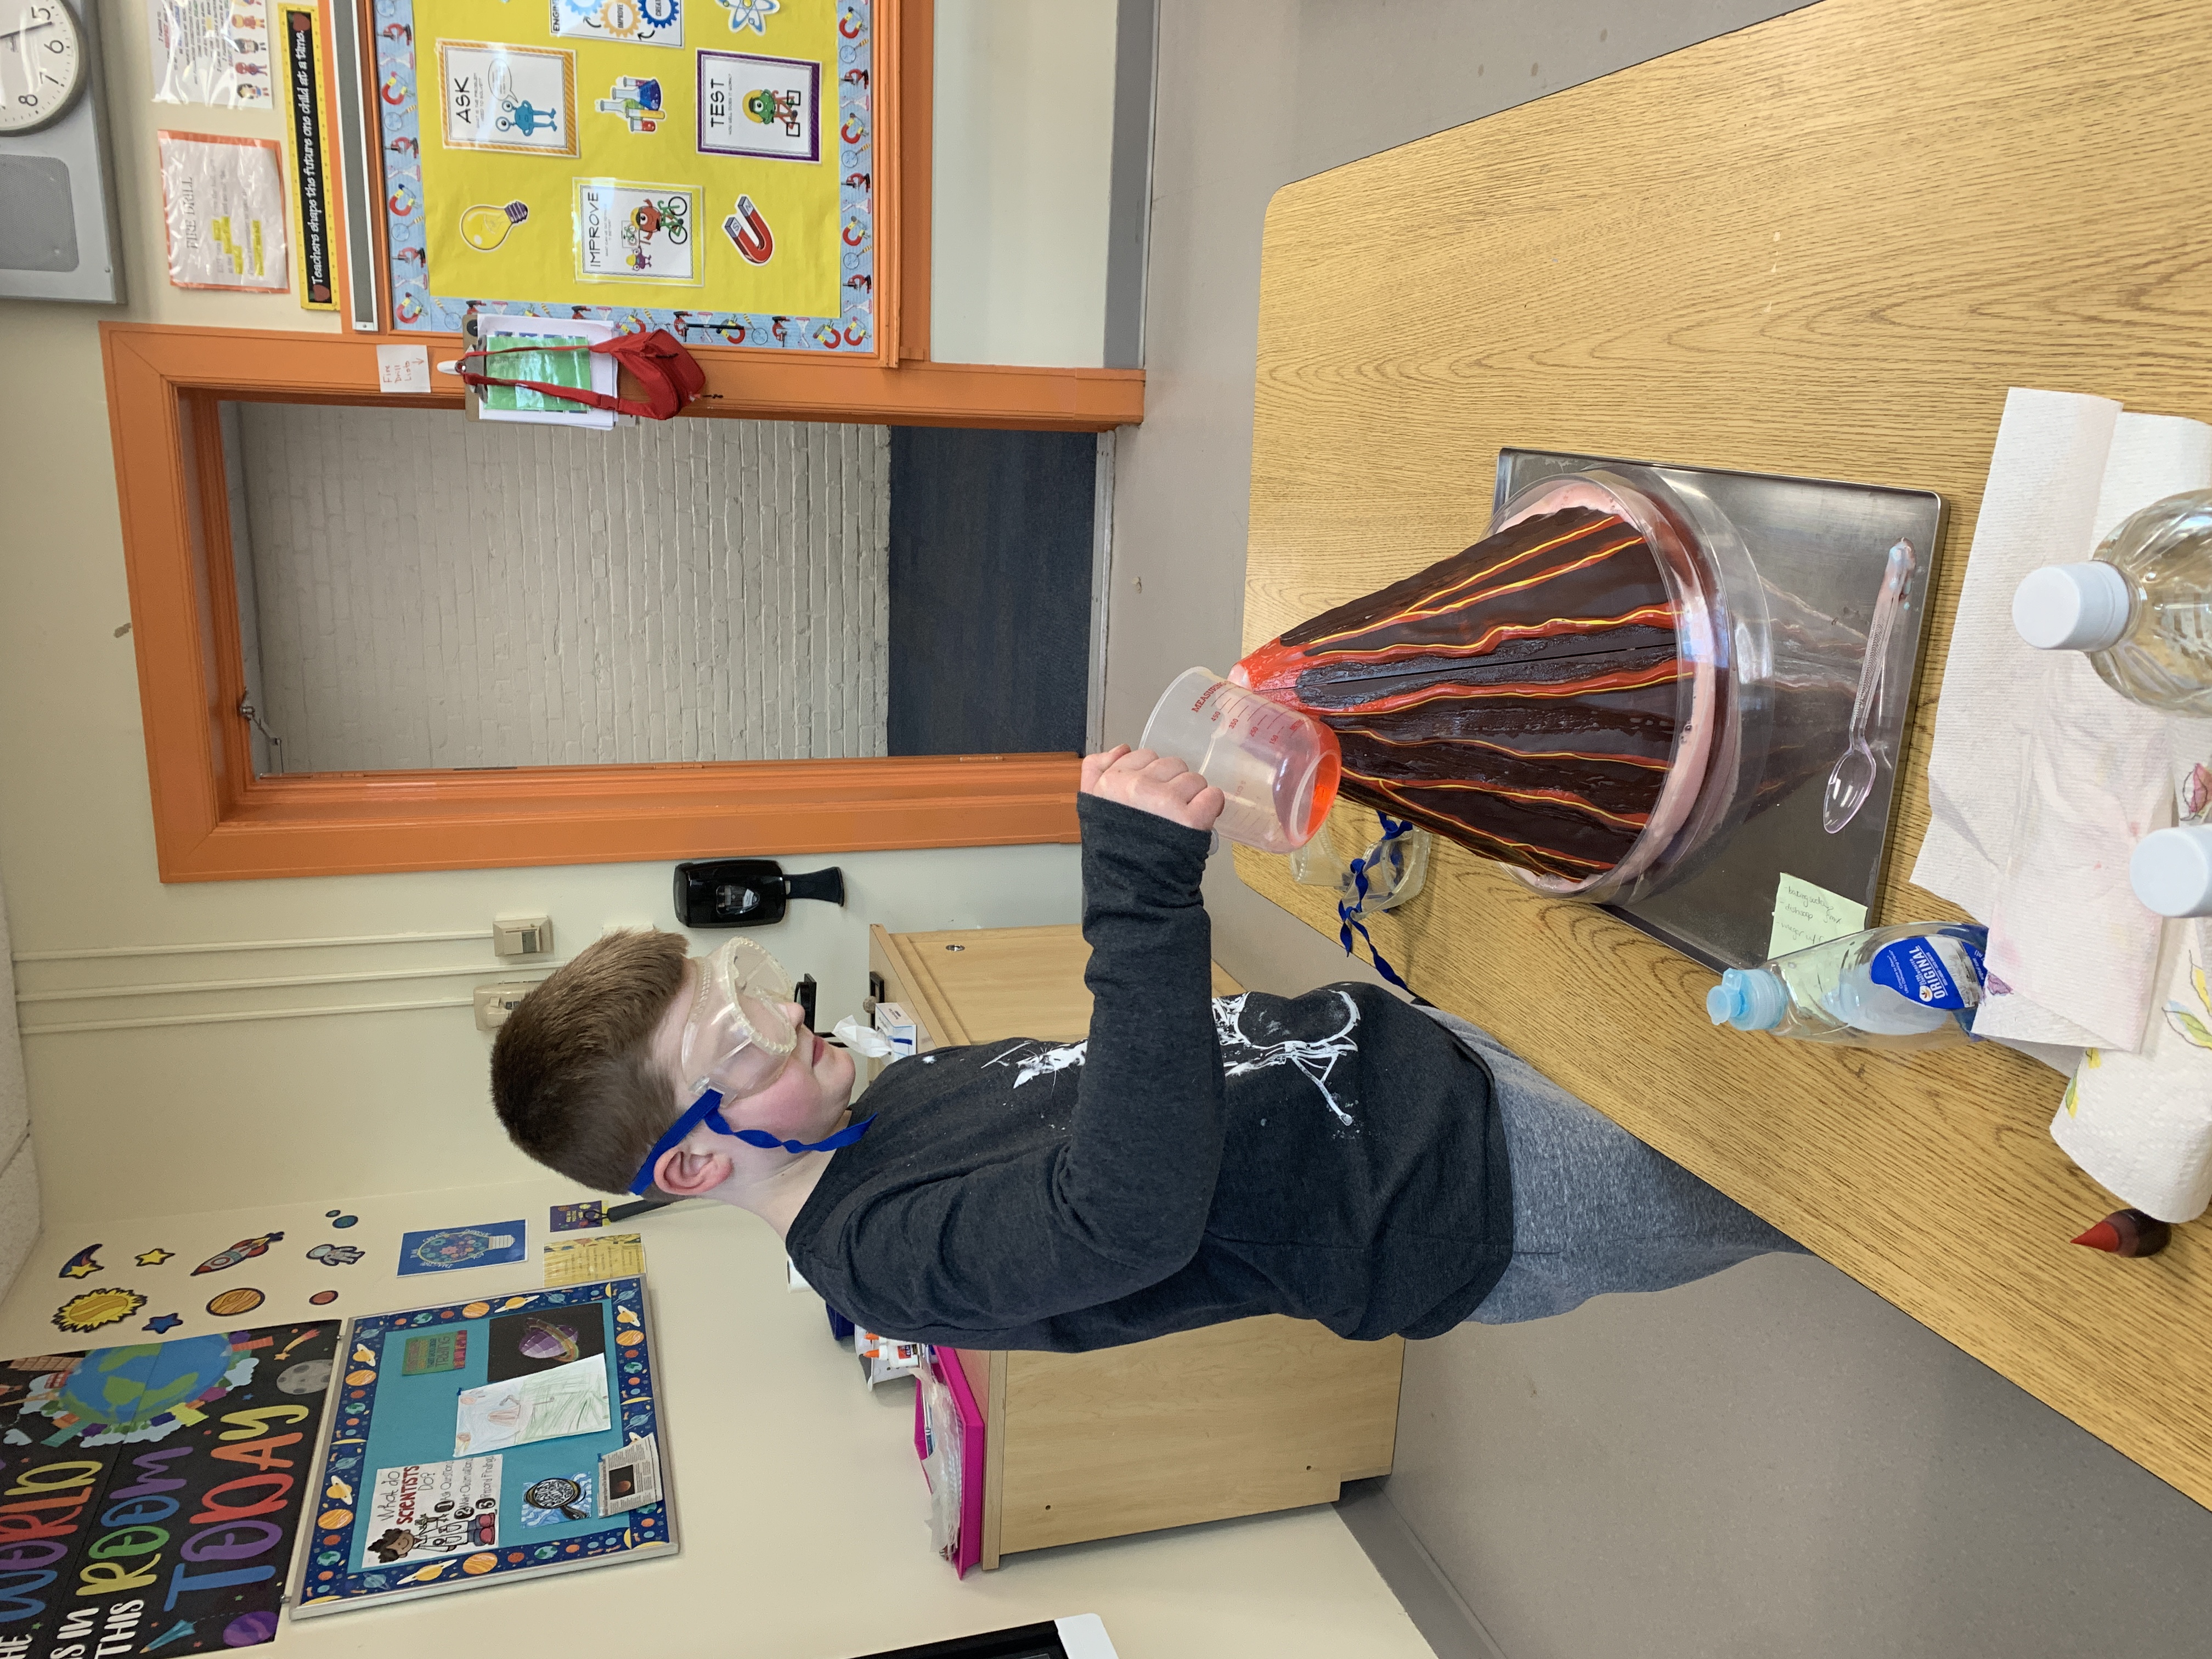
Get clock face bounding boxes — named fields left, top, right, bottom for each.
left=0, top=1, right=83, bottom=136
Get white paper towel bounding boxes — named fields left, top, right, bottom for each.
left=2051, top=919, right=2212, bottom=1221
left=1912, top=387, right=2118, bottom=921
left=1982, top=413, right=2212, bottom=1048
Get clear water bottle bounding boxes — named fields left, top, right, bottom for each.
left=1705, top=923, right=1989, bottom=1051
left=2013, top=489, right=2212, bottom=714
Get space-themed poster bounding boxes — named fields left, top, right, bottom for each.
left=0, top=1322, right=340, bottom=1656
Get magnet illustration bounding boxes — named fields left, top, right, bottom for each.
left=723, top=193, right=772, bottom=263
left=193, top=1232, right=284, bottom=1274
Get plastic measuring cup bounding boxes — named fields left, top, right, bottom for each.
left=1138, top=667, right=1341, bottom=853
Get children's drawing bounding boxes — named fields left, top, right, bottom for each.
left=307, top=1242, right=364, bottom=1266
left=193, top=1232, right=284, bottom=1274
left=1212, top=992, right=1364, bottom=1127
left=134, top=1247, right=176, bottom=1266
left=399, top=1222, right=527, bottom=1275
left=58, top=1244, right=104, bottom=1279
left=206, top=1286, right=266, bottom=1317
left=454, top=1356, right=611, bottom=1455
left=53, top=1288, right=145, bottom=1333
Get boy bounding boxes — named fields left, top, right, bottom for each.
left=493, top=747, right=1797, bottom=1351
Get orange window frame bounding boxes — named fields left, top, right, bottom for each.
left=104, top=0, right=1142, bottom=882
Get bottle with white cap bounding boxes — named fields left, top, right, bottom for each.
left=1705, top=923, right=1990, bottom=1051
left=2131, top=825, right=2212, bottom=917
left=2012, top=488, right=2212, bottom=714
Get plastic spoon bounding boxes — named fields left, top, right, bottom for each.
left=1822, top=539, right=1915, bottom=834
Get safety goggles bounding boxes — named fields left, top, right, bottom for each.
left=624, top=938, right=872, bottom=1195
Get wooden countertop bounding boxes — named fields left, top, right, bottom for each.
left=1234, top=0, right=2212, bottom=1504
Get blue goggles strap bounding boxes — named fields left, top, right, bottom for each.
left=625, top=1087, right=877, bottom=1196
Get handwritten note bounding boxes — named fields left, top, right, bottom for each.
left=1768, top=873, right=1869, bottom=960
left=375, top=343, right=432, bottom=393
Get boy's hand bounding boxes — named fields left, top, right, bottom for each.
left=1081, top=746, right=1226, bottom=833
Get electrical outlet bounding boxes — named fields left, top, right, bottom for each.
left=493, top=916, right=554, bottom=957
left=474, top=981, right=541, bottom=1031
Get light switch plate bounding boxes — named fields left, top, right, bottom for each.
left=473, top=981, right=540, bottom=1031
left=493, top=916, right=553, bottom=957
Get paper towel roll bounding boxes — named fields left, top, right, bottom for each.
left=2050, top=917, right=2212, bottom=1221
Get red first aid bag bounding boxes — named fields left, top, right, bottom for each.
left=453, top=328, right=706, bottom=421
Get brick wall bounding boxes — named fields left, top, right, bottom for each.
left=232, top=404, right=890, bottom=771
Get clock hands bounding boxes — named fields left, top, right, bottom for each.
left=0, top=18, right=58, bottom=44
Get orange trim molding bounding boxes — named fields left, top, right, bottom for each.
left=102, top=323, right=1085, bottom=882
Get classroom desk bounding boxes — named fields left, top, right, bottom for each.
left=1231, top=0, right=2212, bottom=1507
left=867, top=924, right=1402, bottom=1567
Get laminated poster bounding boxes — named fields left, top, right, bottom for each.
left=148, top=0, right=273, bottom=106
left=275, top=2, right=338, bottom=309
left=157, top=131, right=289, bottom=292
left=0, top=1322, right=339, bottom=1656
left=364, top=1455, right=505, bottom=1562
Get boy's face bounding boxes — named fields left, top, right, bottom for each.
left=646, top=961, right=857, bottom=1146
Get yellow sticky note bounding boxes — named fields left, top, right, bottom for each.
left=543, top=1232, right=644, bottom=1288
left=1767, top=873, right=1869, bottom=960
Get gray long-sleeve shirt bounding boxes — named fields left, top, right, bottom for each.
left=786, top=795, right=1512, bottom=1351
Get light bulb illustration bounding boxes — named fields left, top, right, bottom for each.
left=459, top=201, right=529, bottom=252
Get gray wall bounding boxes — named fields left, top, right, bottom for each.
left=1108, top=2, right=2212, bottom=1655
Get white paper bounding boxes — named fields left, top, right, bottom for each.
left=376, top=344, right=432, bottom=394
left=557, top=0, right=684, bottom=48
left=465, top=313, right=618, bottom=431
left=596, top=1432, right=662, bottom=1515
left=148, top=0, right=272, bottom=106
left=157, top=133, right=287, bottom=292
left=363, top=1457, right=503, bottom=1564
left=454, top=1353, right=610, bottom=1455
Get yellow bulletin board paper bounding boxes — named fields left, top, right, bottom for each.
left=410, top=0, right=845, bottom=321
left=1768, top=873, right=1870, bottom=961
left=544, top=1232, right=645, bottom=1286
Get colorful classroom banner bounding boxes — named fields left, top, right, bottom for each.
left=277, top=3, right=339, bottom=309
left=374, top=0, right=875, bottom=349
left=0, top=1323, right=340, bottom=1656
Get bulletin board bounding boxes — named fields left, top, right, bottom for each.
left=374, top=0, right=876, bottom=349
left=294, top=1277, right=674, bottom=1616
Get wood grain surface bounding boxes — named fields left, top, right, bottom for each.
left=1235, top=0, right=2212, bottom=1504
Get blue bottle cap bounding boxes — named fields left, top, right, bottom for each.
left=1707, top=968, right=1786, bottom=1031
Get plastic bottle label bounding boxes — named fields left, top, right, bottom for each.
left=1868, top=934, right=1987, bottom=1010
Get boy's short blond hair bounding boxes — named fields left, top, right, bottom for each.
left=491, top=928, right=689, bottom=1193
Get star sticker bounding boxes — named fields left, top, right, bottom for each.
left=58, top=1246, right=103, bottom=1280
left=135, top=1248, right=175, bottom=1267
left=143, top=1313, right=184, bottom=1334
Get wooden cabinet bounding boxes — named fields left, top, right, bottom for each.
left=867, top=924, right=1404, bottom=1569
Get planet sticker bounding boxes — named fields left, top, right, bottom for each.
left=325, top=1210, right=359, bottom=1228
left=517, top=1319, right=580, bottom=1363
left=223, top=1610, right=278, bottom=1644
left=279, top=1359, right=334, bottom=1395
left=205, top=1287, right=266, bottom=1318
left=309, top=1290, right=339, bottom=1306
left=461, top=1552, right=499, bottom=1575
left=52, top=1287, right=145, bottom=1333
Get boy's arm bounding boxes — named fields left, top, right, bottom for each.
left=801, top=753, right=1229, bottom=1331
